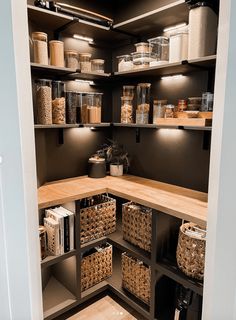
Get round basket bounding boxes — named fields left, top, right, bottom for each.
left=176, top=222, right=206, bottom=280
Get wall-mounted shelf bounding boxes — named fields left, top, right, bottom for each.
left=41, top=250, right=77, bottom=269
left=31, top=63, right=76, bottom=76
left=34, top=123, right=111, bottom=129
left=113, top=123, right=212, bottom=131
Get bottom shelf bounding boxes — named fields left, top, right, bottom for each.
left=43, top=276, right=77, bottom=320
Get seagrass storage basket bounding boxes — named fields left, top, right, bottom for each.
left=80, top=194, right=116, bottom=244
left=122, top=202, right=152, bottom=252
left=121, top=252, right=151, bottom=305
left=81, top=243, right=112, bottom=291
left=176, top=222, right=206, bottom=281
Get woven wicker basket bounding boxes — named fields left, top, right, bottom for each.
left=122, top=252, right=151, bottom=305
left=80, top=194, right=116, bottom=244
left=176, top=222, right=206, bottom=280
left=122, top=202, right=152, bottom=252
left=81, top=243, right=112, bottom=291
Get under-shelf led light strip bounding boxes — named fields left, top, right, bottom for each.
left=163, top=22, right=187, bottom=33
left=161, top=74, right=184, bottom=80
left=73, top=34, right=94, bottom=44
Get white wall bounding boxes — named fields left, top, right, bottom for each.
left=0, top=0, right=43, bottom=319
left=203, top=0, right=236, bottom=319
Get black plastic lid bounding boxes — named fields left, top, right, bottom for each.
left=186, top=0, right=213, bottom=9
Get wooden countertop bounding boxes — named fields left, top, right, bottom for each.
left=38, top=175, right=208, bottom=226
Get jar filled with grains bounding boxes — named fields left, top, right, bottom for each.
left=80, top=53, right=92, bottom=73
left=66, top=91, right=78, bottom=124
left=49, top=40, right=64, bottom=67
left=65, top=50, right=79, bottom=69
left=32, top=32, right=48, bottom=65
left=121, top=96, right=133, bottom=124
left=35, top=79, right=52, bottom=125
left=52, top=81, right=65, bottom=124
left=153, top=100, right=167, bottom=123
left=136, top=83, right=151, bottom=124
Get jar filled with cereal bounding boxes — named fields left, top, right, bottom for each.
left=121, top=96, right=133, bottom=123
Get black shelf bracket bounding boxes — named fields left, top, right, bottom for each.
left=58, top=128, right=64, bottom=145
left=54, top=17, right=79, bottom=39
left=202, top=130, right=211, bottom=150
left=135, top=128, right=141, bottom=143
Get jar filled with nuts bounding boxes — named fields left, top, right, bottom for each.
left=121, top=96, right=133, bottom=124
left=35, top=79, right=52, bottom=125
left=136, top=83, right=151, bottom=124
left=52, top=81, right=65, bottom=124
left=80, top=53, right=92, bottom=73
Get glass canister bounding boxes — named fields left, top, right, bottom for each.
left=80, top=53, right=92, bottom=73
left=91, top=59, right=105, bottom=73
left=49, top=40, right=64, bottom=67
left=153, top=100, right=167, bottom=123
left=52, top=81, right=65, bottom=124
left=117, top=55, right=133, bottom=72
left=32, top=32, right=48, bottom=65
left=39, top=225, right=47, bottom=260
left=148, top=36, right=169, bottom=66
left=66, top=91, right=78, bottom=124
left=136, top=83, right=151, bottom=124
left=65, top=50, right=79, bottom=69
left=87, top=93, right=103, bottom=123
left=134, top=42, right=153, bottom=53
left=121, top=96, right=133, bottom=124
left=123, top=85, right=135, bottom=98
left=165, top=104, right=175, bottom=118
left=78, top=93, right=89, bottom=124
left=201, top=92, right=214, bottom=111
left=35, top=79, right=52, bottom=125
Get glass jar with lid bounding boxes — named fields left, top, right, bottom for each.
left=134, top=42, right=153, bottom=53
left=117, top=55, right=133, bottom=72
left=87, top=93, right=103, bottom=123
left=136, top=83, right=151, bottom=124
left=52, top=81, right=65, bottom=124
left=65, top=50, right=79, bottom=69
left=35, top=79, right=52, bottom=125
left=165, top=104, right=175, bottom=118
left=49, top=40, right=64, bottom=67
left=91, top=59, right=105, bottom=73
left=121, top=96, right=133, bottom=124
left=66, top=91, right=78, bottom=124
left=148, top=36, right=169, bottom=66
left=32, top=32, right=48, bottom=65
left=123, top=85, right=135, bottom=98
left=80, top=53, right=92, bottom=72
left=153, top=100, right=167, bottom=123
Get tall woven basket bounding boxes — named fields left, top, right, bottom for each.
left=176, top=222, right=206, bottom=281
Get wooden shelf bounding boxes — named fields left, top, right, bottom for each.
left=41, top=250, right=77, bottom=269
left=70, top=71, right=111, bottom=81
left=43, top=276, right=77, bottom=320
left=154, top=118, right=212, bottom=128
left=113, top=0, right=188, bottom=37
left=81, top=237, right=107, bottom=252
left=156, top=260, right=203, bottom=296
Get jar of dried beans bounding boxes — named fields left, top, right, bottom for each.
left=52, top=81, right=65, bottom=124
left=35, top=79, right=52, bottom=125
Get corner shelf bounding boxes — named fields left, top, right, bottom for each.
left=41, top=250, right=77, bottom=269
left=31, top=63, right=76, bottom=76
left=81, top=281, right=109, bottom=302
left=156, top=260, right=203, bottom=296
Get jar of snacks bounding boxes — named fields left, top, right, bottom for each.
left=121, top=96, right=133, bottom=124
left=153, top=100, right=167, bottom=123
left=52, top=81, right=65, bottom=124
left=32, top=32, right=48, bottom=65
left=134, top=42, right=153, bottom=53
left=35, top=79, right=52, bottom=125
left=117, top=55, right=133, bottom=72
left=91, top=59, right=105, bottom=73
left=136, top=83, right=151, bottom=124
left=80, top=53, right=92, bottom=72
left=65, top=50, right=79, bottom=69
left=123, top=85, right=135, bottom=98
left=49, top=40, right=64, bottom=67
left=165, top=104, right=175, bottom=118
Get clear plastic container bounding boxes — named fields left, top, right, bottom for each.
left=135, top=42, right=153, bottom=53
left=136, top=83, right=151, bottom=124
left=35, top=79, right=52, bottom=125
left=49, top=40, right=64, bottom=67
left=32, top=32, right=48, bottom=65
left=121, top=96, right=133, bottom=124
left=131, top=52, right=156, bottom=69
left=165, top=104, right=175, bottom=118
left=117, top=55, right=133, bottom=72
left=169, top=31, right=188, bottom=63
left=123, top=85, right=135, bottom=98
left=153, top=100, right=167, bottom=123
left=79, top=93, right=103, bottom=124
left=78, top=93, right=88, bottom=124
left=148, top=36, right=169, bottom=66
left=201, top=92, right=214, bottom=111
left=66, top=91, right=78, bottom=124
left=52, top=81, right=65, bottom=124
left=80, top=53, right=92, bottom=73
left=91, top=59, right=105, bottom=73
left=65, top=50, right=79, bottom=69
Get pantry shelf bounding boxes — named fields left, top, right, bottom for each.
left=113, top=123, right=212, bottom=131
left=188, top=55, right=217, bottom=68
left=31, top=63, right=76, bottom=76
left=34, top=124, right=79, bottom=129
left=41, top=250, right=77, bottom=269
left=81, top=281, right=109, bottom=303
left=70, top=71, right=111, bottom=81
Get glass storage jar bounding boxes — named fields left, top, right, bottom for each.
left=80, top=53, right=92, bottom=72
left=165, top=104, right=175, bottom=118
left=91, top=59, right=105, bottom=73
left=134, top=42, right=153, bottom=53
left=201, top=92, right=214, bottom=111
left=87, top=93, right=103, bottom=123
left=66, top=91, right=78, bottom=124
left=123, top=85, right=135, bottom=98
left=131, top=52, right=156, bottom=69
left=35, top=79, right=52, bottom=125
left=153, top=100, right=167, bottom=123
left=78, top=93, right=88, bottom=124
left=65, top=50, right=79, bottom=69
left=117, top=55, right=133, bottom=72
left=148, top=36, right=169, bottom=66
left=52, top=81, right=65, bottom=124
left=121, top=96, right=133, bottom=124
left=136, top=83, right=151, bottom=124
left=49, top=40, right=64, bottom=67
left=32, top=32, right=48, bottom=65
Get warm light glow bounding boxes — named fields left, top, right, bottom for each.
left=73, top=34, right=94, bottom=43
left=163, top=23, right=187, bottom=33
left=75, top=79, right=95, bottom=85
left=161, top=74, right=184, bottom=80
left=157, top=128, right=185, bottom=139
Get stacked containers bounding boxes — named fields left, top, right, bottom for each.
left=132, top=42, right=155, bottom=69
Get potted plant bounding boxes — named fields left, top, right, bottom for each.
left=106, top=140, right=129, bottom=176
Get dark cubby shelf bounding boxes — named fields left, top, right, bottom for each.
left=156, top=260, right=203, bottom=296
left=80, top=237, right=107, bottom=252
left=80, top=281, right=109, bottom=302
left=41, top=250, right=77, bottom=269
